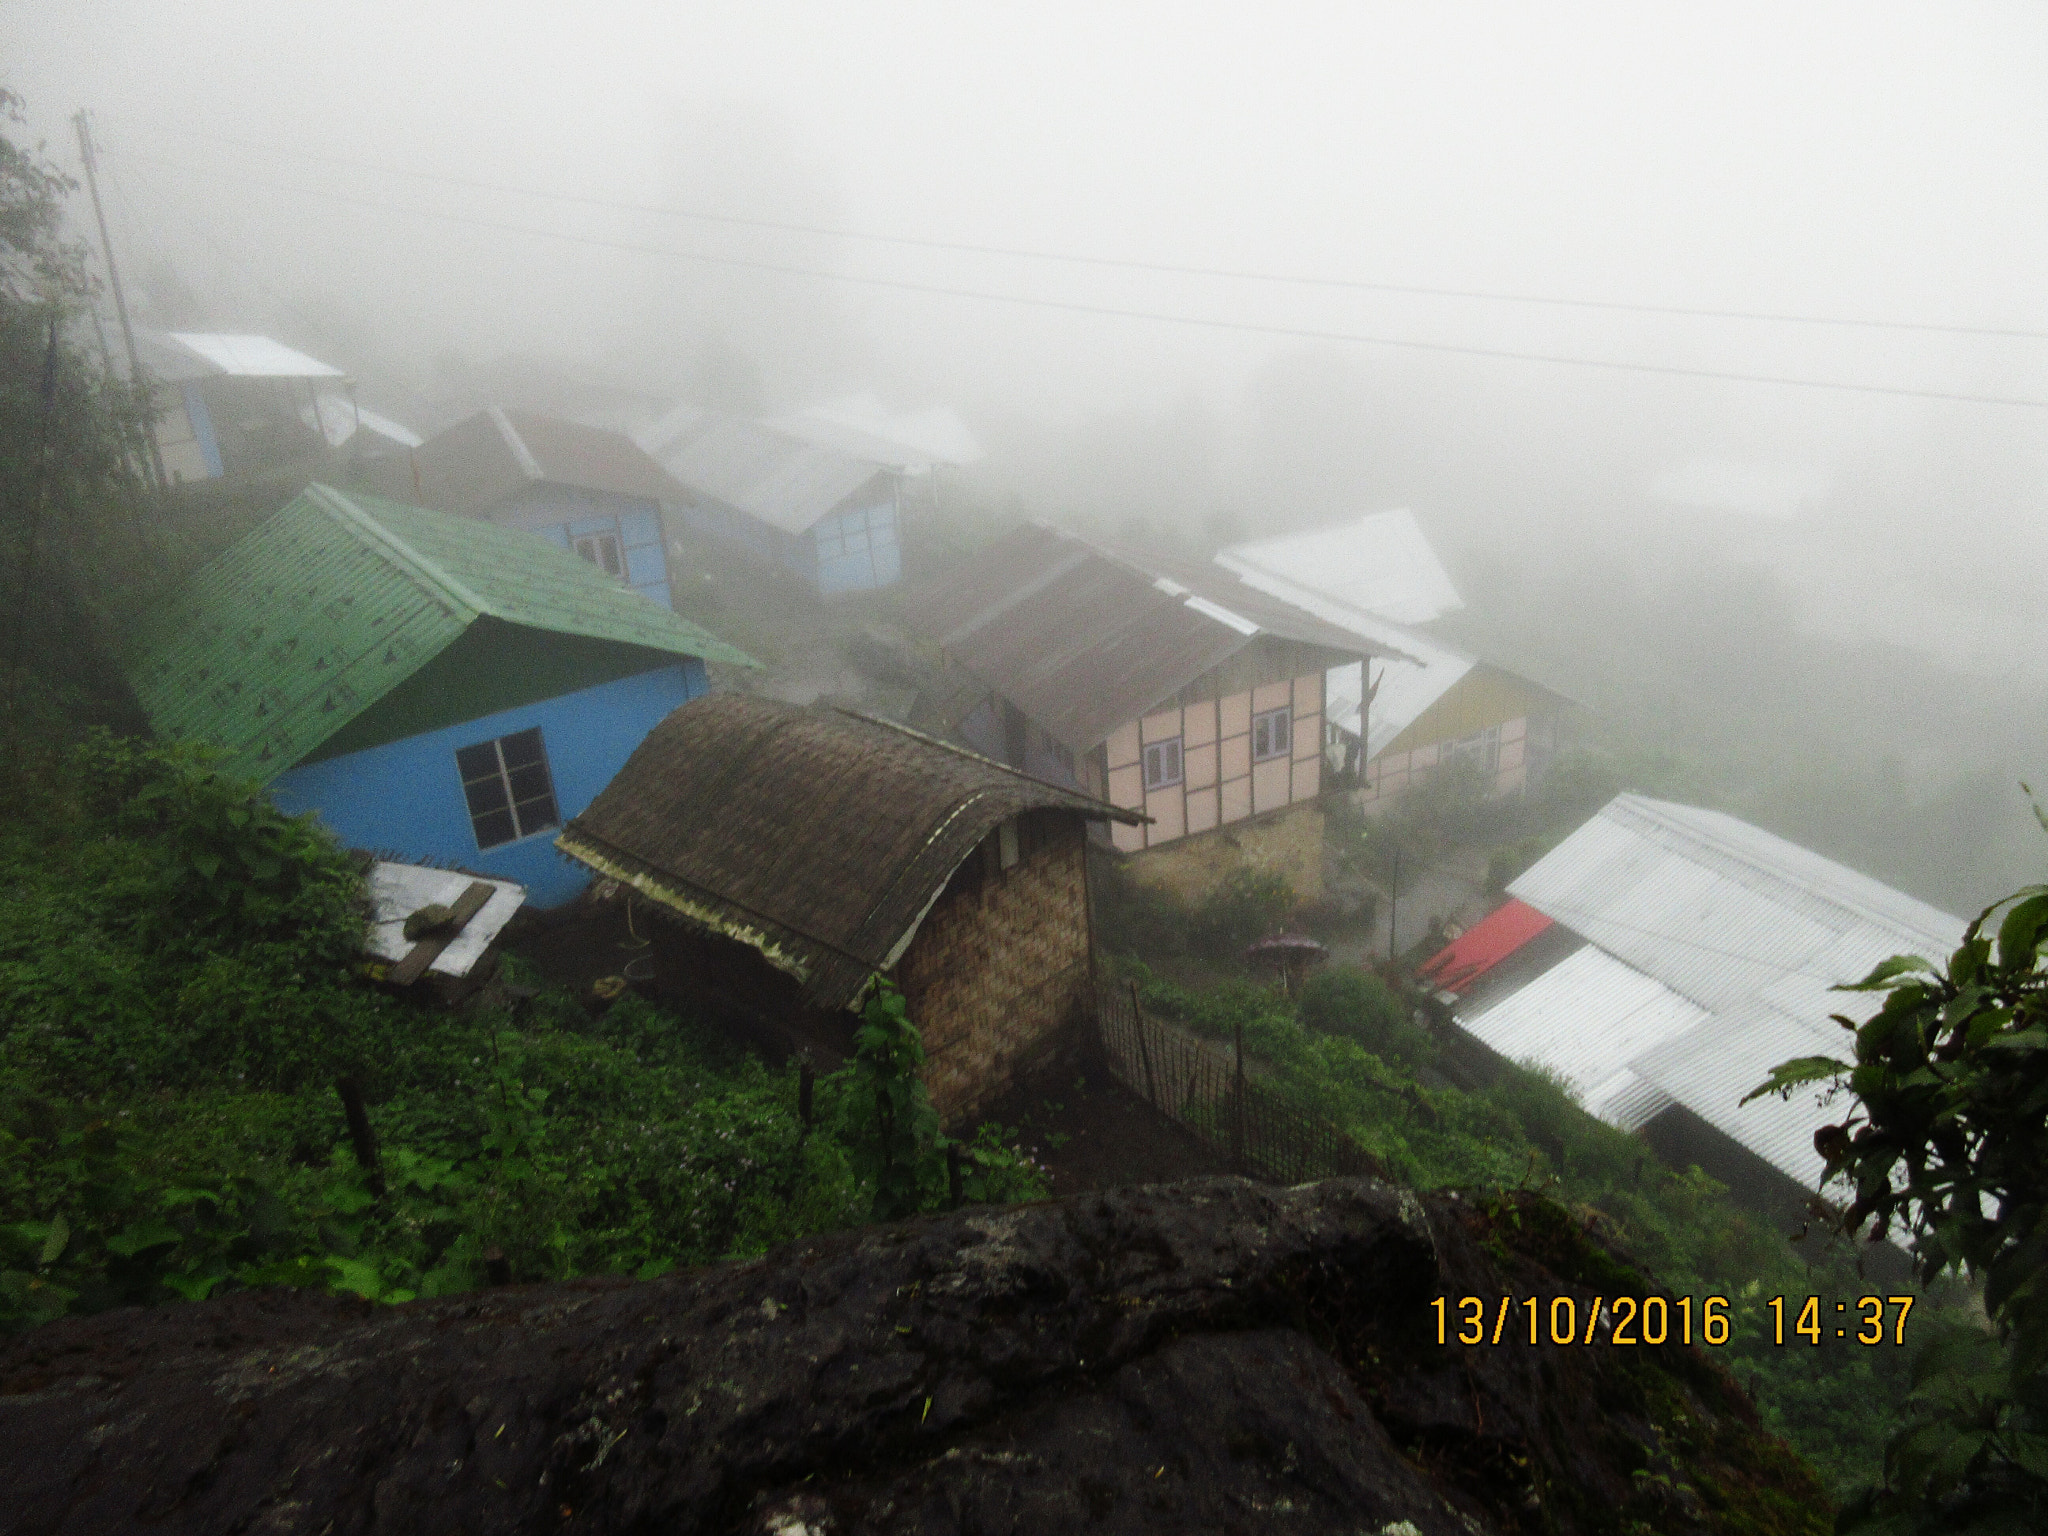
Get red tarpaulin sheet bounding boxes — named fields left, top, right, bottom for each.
left=1420, top=897, right=1554, bottom=995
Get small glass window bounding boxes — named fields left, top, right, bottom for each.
left=1143, top=737, right=1183, bottom=790
left=456, top=727, right=560, bottom=850
left=573, top=530, right=624, bottom=578
left=1252, top=707, right=1292, bottom=762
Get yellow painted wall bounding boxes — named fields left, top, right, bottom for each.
left=1380, top=664, right=1561, bottom=758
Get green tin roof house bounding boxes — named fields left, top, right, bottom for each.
left=124, top=483, right=757, bottom=905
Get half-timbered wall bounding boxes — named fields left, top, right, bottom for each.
left=1097, top=641, right=1328, bottom=853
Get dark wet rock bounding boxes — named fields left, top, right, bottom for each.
left=0, top=1178, right=1827, bottom=1535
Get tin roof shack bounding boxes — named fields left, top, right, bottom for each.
left=635, top=406, right=911, bottom=596
left=907, top=523, right=1406, bottom=904
left=556, top=696, right=1145, bottom=1123
left=363, top=861, right=526, bottom=1001
left=1445, top=794, right=1965, bottom=1238
left=1215, top=511, right=1574, bottom=804
left=123, top=484, right=757, bottom=907
left=137, top=330, right=419, bottom=485
left=387, top=408, right=687, bottom=609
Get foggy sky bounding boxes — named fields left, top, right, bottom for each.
left=6, top=4, right=2047, bottom=773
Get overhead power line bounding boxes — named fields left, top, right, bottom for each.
left=126, top=121, right=2048, bottom=343
left=126, top=149, right=2048, bottom=411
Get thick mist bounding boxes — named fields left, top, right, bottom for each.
left=7, top=0, right=2046, bottom=909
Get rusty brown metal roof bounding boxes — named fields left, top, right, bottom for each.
left=556, top=695, right=1144, bottom=1009
left=396, top=407, right=685, bottom=514
left=908, top=523, right=1404, bottom=751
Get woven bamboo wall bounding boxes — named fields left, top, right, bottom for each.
left=898, top=812, right=1094, bottom=1124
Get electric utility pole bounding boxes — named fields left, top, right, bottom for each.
left=72, top=109, right=166, bottom=490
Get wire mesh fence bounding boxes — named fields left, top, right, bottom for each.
left=1096, top=980, right=1383, bottom=1185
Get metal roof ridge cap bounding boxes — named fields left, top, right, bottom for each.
left=488, top=405, right=544, bottom=480
left=303, top=484, right=492, bottom=624
left=827, top=706, right=1149, bottom=823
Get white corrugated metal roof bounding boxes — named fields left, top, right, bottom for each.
left=297, top=392, right=422, bottom=449
left=1216, top=509, right=1465, bottom=627
left=636, top=405, right=884, bottom=535
left=164, top=332, right=346, bottom=378
left=1460, top=945, right=1704, bottom=1131
left=766, top=394, right=984, bottom=469
left=1490, top=793, right=1969, bottom=1189
left=1359, top=636, right=1477, bottom=760
left=1630, top=1005, right=1850, bottom=1189
left=1509, top=795, right=1967, bottom=1017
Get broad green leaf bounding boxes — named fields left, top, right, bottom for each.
left=161, top=1270, right=224, bottom=1301
left=105, top=1219, right=180, bottom=1257
left=326, top=1256, right=387, bottom=1300
left=1741, top=1056, right=1849, bottom=1105
left=37, top=1213, right=68, bottom=1266
left=1836, top=954, right=1938, bottom=992
left=1994, top=890, right=2048, bottom=970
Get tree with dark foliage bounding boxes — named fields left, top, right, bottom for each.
left=0, top=90, right=163, bottom=719
left=1750, top=798, right=2048, bottom=1533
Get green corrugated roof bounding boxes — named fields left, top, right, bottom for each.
left=126, top=483, right=757, bottom=783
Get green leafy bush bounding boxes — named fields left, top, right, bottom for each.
left=1297, top=966, right=1433, bottom=1067
left=0, top=739, right=1049, bottom=1330
left=1749, top=870, right=2048, bottom=1532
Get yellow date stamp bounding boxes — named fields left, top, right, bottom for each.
left=1430, top=1293, right=1916, bottom=1348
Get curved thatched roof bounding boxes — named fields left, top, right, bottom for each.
left=557, top=695, right=1145, bottom=1008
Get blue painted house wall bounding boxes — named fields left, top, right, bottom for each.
left=679, top=477, right=902, bottom=596
left=488, top=484, right=672, bottom=608
left=812, top=489, right=902, bottom=594
left=269, top=661, right=706, bottom=906
left=179, top=383, right=225, bottom=477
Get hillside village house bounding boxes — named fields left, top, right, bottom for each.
left=137, top=331, right=420, bottom=485
left=1214, top=510, right=1573, bottom=804
left=1427, top=794, right=1967, bottom=1233
left=908, top=524, right=1409, bottom=901
left=557, top=696, right=1145, bottom=1122
left=634, top=405, right=915, bottom=596
left=123, top=484, right=756, bottom=906
left=387, top=407, right=683, bottom=608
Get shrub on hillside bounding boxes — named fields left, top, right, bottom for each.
left=1297, top=966, right=1434, bottom=1067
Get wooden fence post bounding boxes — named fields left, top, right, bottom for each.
left=1231, top=1020, right=1247, bottom=1175
left=1129, top=980, right=1159, bottom=1109
left=334, top=1077, right=386, bottom=1199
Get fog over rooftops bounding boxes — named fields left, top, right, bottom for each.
left=1216, top=509, right=1466, bottom=628
left=764, top=394, right=984, bottom=470
left=635, top=405, right=885, bottom=536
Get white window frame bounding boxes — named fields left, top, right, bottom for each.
left=1251, top=706, right=1292, bottom=763
left=1142, top=736, right=1184, bottom=790
left=456, top=727, right=561, bottom=851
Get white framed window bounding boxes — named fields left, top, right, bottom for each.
left=1252, top=707, right=1292, bottom=762
left=1449, top=723, right=1502, bottom=774
left=572, top=530, right=624, bottom=578
left=456, top=727, right=560, bottom=851
left=1142, top=737, right=1183, bottom=790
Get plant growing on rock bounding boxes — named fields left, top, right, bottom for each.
left=1748, top=852, right=2048, bottom=1533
